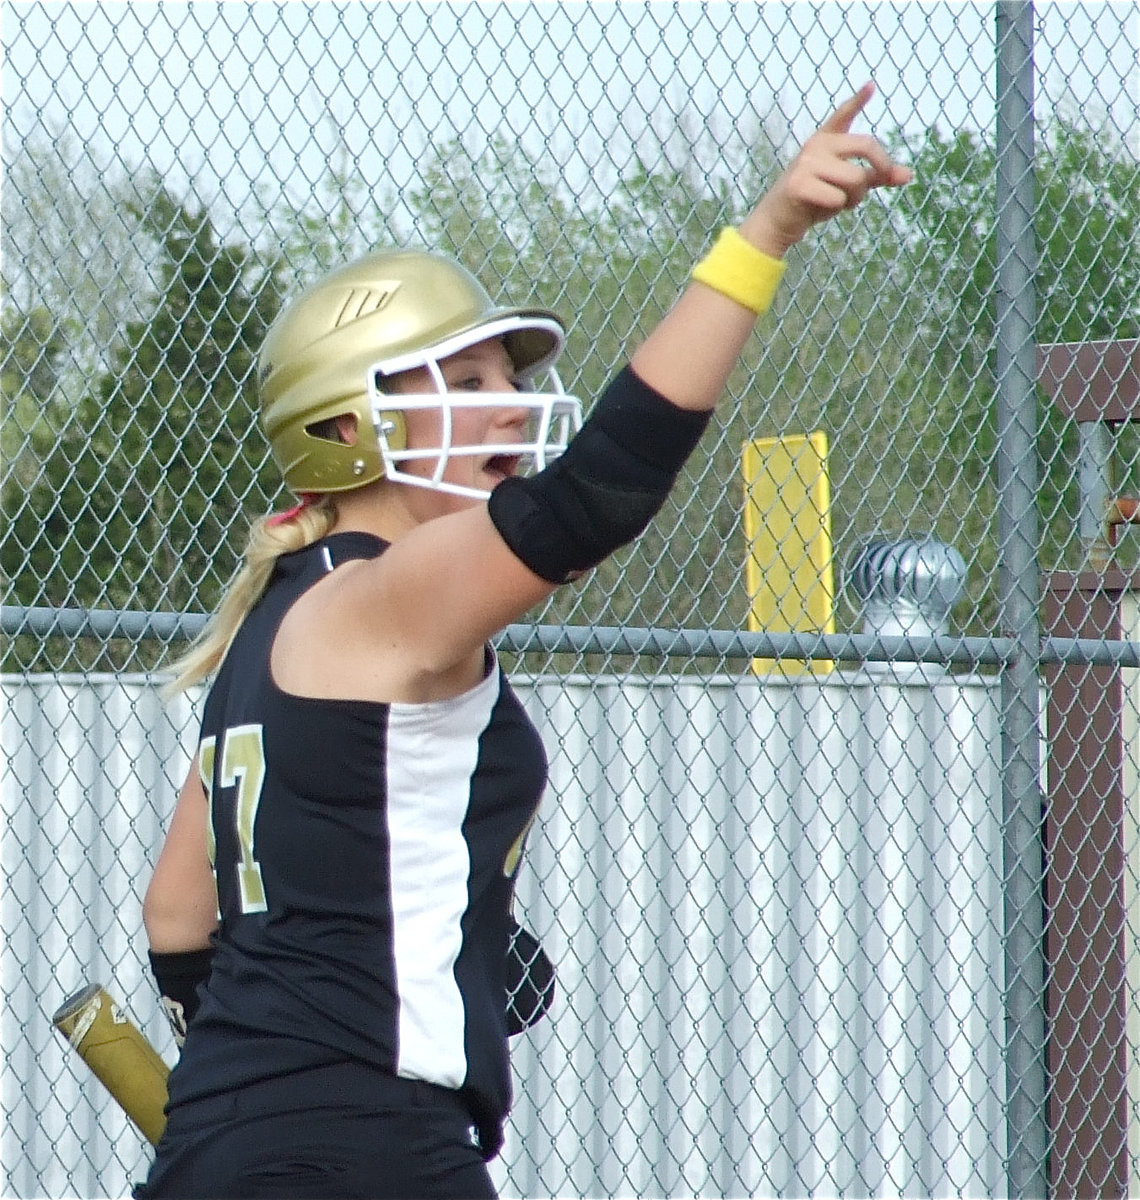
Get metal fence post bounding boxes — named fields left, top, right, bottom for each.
left=995, top=3, right=1050, bottom=1196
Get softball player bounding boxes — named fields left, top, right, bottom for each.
left=134, top=83, right=910, bottom=1198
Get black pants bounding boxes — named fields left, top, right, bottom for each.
left=132, top=1062, right=497, bottom=1199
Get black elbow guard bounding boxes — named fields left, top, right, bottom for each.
left=488, top=366, right=711, bottom=584
left=148, top=946, right=214, bottom=1047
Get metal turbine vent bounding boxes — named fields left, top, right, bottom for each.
left=848, top=538, right=968, bottom=671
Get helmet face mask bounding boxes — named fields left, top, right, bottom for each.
left=369, top=314, right=582, bottom=500
left=258, top=249, right=582, bottom=496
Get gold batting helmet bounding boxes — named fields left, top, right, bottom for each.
left=258, top=248, right=577, bottom=495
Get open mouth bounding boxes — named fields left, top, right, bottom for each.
left=483, top=454, right=521, bottom=481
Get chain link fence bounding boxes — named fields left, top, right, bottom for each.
left=2, top=2, right=1138, bottom=1196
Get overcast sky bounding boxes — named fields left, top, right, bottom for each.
left=4, top=1, right=1137, bottom=222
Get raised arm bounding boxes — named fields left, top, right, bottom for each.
left=631, top=82, right=911, bottom=410
left=276, top=84, right=911, bottom=698
left=390, top=86, right=909, bottom=640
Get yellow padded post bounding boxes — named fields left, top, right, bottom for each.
left=741, top=432, right=835, bottom=675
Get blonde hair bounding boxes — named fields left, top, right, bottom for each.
left=163, top=497, right=337, bottom=697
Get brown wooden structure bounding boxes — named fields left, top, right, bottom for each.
left=1038, top=339, right=1140, bottom=1198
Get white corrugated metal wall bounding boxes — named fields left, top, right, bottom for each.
left=2, top=671, right=1006, bottom=1198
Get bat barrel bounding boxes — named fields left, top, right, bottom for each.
left=52, top=982, right=170, bottom=1146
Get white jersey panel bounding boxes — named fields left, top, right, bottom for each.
left=385, top=664, right=501, bottom=1087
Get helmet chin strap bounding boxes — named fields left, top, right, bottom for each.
left=266, top=491, right=320, bottom=527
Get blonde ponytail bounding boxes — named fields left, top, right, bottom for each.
left=162, top=498, right=336, bottom=697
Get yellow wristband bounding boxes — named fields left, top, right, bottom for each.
left=691, top=227, right=786, bottom=315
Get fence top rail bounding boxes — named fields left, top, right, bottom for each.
left=7, top=604, right=1140, bottom=668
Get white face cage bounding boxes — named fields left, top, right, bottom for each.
left=366, top=315, right=584, bottom=500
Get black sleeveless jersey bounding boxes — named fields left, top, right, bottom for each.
left=165, top=532, right=548, bottom=1142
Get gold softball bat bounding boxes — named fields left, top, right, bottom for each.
left=52, top=982, right=170, bottom=1146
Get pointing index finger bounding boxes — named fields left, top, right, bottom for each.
left=820, top=81, right=876, bottom=135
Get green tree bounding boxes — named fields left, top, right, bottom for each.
left=879, top=114, right=1140, bottom=631
left=2, top=183, right=284, bottom=665
left=1, top=295, right=70, bottom=494
left=15, top=110, right=1130, bottom=670
left=1035, top=116, right=1139, bottom=344
left=891, top=116, right=1138, bottom=382
left=1, top=126, right=155, bottom=391
left=408, top=133, right=604, bottom=355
